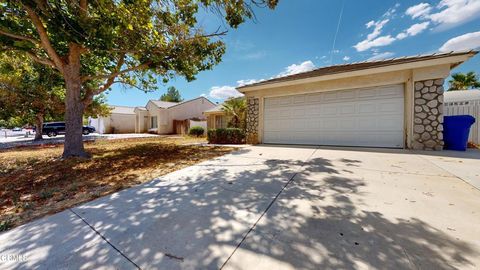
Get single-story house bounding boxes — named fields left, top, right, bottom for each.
left=90, top=97, right=216, bottom=134
left=134, top=97, right=216, bottom=134
left=88, top=105, right=136, bottom=134
left=204, top=104, right=229, bottom=129
left=236, top=51, right=478, bottom=150
left=444, top=89, right=480, bottom=144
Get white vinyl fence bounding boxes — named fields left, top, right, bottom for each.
left=444, top=100, right=480, bottom=144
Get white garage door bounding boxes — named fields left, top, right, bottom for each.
left=263, top=84, right=405, bottom=148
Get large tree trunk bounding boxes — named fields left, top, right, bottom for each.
left=62, top=46, right=90, bottom=158
left=34, top=113, right=44, bottom=141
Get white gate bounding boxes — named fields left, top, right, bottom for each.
left=444, top=100, right=480, bottom=144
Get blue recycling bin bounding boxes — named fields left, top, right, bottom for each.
left=443, top=115, right=476, bottom=151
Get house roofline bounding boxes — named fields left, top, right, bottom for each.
left=146, top=96, right=215, bottom=109
left=237, top=51, right=478, bottom=92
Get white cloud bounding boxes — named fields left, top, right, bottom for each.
left=208, top=86, right=244, bottom=100
left=200, top=93, right=207, bottom=97
left=406, top=0, right=480, bottom=31
left=354, top=35, right=396, bottom=52
left=366, top=20, right=375, bottom=28
left=213, top=60, right=316, bottom=99
left=236, top=79, right=262, bottom=87
left=277, top=60, right=316, bottom=77
left=342, top=56, right=350, bottom=61
left=396, top=32, right=408, bottom=40
left=366, top=19, right=390, bottom=40
left=439, top=31, right=480, bottom=52
left=368, top=52, right=395, bottom=61
left=428, top=0, right=480, bottom=30
left=354, top=11, right=393, bottom=52
left=406, top=21, right=430, bottom=36
left=405, top=3, right=432, bottom=19
left=396, top=22, right=430, bottom=40
left=383, top=3, right=401, bottom=18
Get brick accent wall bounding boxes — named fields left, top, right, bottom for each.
left=246, top=97, right=259, bottom=144
left=412, top=78, right=445, bottom=150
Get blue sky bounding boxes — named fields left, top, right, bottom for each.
left=106, top=0, right=480, bottom=107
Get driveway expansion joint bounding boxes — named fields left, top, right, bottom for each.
left=416, top=155, right=480, bottom=192
left=219, top=147, right=319, bottom=269
left=69, top=208, right=142, bottom=270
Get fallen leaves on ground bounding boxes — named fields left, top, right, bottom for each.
left=0, top=136, right=234, bottom=231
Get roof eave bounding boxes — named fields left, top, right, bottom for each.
left=237, top=52, right=477, bottom=93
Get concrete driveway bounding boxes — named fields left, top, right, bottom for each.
left=1, top=146, right=479, bottom=269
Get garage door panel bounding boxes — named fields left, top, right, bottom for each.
left=379, top=102, right=403, bottom=113
left=263, top=84, right=404, bottom=148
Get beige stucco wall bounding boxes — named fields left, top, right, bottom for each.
left=134, top=110, right=148, bottom=133
left=142, top=98, right=216, bottom=134
left=102, top=113, right=136, bottom=134
left=155, top=98, right=213, bottom=134
left=242, top=64, right=451, bottom=148
left=205, top=112, right=228, bottom=129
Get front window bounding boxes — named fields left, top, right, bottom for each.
left=151, top=116, right=158, bottom=129
left=215, top=115, right=225, bottom=128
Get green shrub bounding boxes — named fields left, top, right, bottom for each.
left=188, top=126, right=205, bottom=137
left=207, top=128, right=245, bottom=144
left=0, top=218, right=13, bottom=232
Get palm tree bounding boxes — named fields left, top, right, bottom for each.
left=448, top=72, right=480, bottom=90
left=222, top=97, right=246, bottom=129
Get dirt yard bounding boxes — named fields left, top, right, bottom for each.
left=0, top=136, right=234, bottom=231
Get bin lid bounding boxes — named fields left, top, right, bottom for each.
left=444, top=115, right=476, bottom=125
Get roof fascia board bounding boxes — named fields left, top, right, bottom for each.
left=238, top=54, right=473, bottom=92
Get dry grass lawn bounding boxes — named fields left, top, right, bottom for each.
left=0, top=136, right=234, bottom=231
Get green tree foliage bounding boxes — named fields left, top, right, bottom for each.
left=448, top=72, right=480, bottom=90
left=0, top=53, right=110, bottom=139
left=160, top=86, right=183, bottom=102
left=222, top=97, right=246, bottom=129
left=0, top=0, right=278, bottom=158
left=0, top=53, right=64, bottom=140
left=84, top=94, right=111, bottom=118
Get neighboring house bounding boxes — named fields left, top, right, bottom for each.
left=237, top=51, right=477, bottom=150
left=89, top=105, right=136, bottom=134
left=90, top=97, right=215, bottom=134
left=444, top=89, right=480, bottom=144
left=204, top=104, right=229, bottom=129
left=134, top=97, right=216, bottom=134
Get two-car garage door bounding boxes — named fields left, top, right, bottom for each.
left=263, top=84, right=405, bottom=148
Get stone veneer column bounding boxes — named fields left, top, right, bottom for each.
left=412, top=78, right=445, bottom=150
left=246, top=97, right=259, bottom=144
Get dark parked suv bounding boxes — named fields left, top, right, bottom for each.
left=41, top=122, right=96, bottom=137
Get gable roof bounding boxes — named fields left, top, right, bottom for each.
left=444, top=89, right=480, bottom=103
left=110, top=105, right=136, bottom=114
left=238, top=51, right=478, bottom=91
left=149, top=100, right=179, bottom=108
left=203, top=104, right=224, bottom=114
left=149, top=97, right=215, bottom=109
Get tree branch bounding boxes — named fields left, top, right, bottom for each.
left=79, top=0, right=88, bottom=15
left=111, top=80, right=149, bottom=92
left=82, top=54, right=131, bottom=105
left=0, top=29, right=40, bottom=45
left=23, top=4, right=65, bottom=73
left=26, top=51, right=56, bottom=68
left=81, top=60, right=149, bottom=83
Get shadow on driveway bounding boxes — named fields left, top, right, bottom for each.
left=0, top=145, right=478, bottom=269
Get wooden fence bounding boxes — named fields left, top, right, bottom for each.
left=444, top=100, right=480, bottom=144
left=173, top=119, right=207, bottom=135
